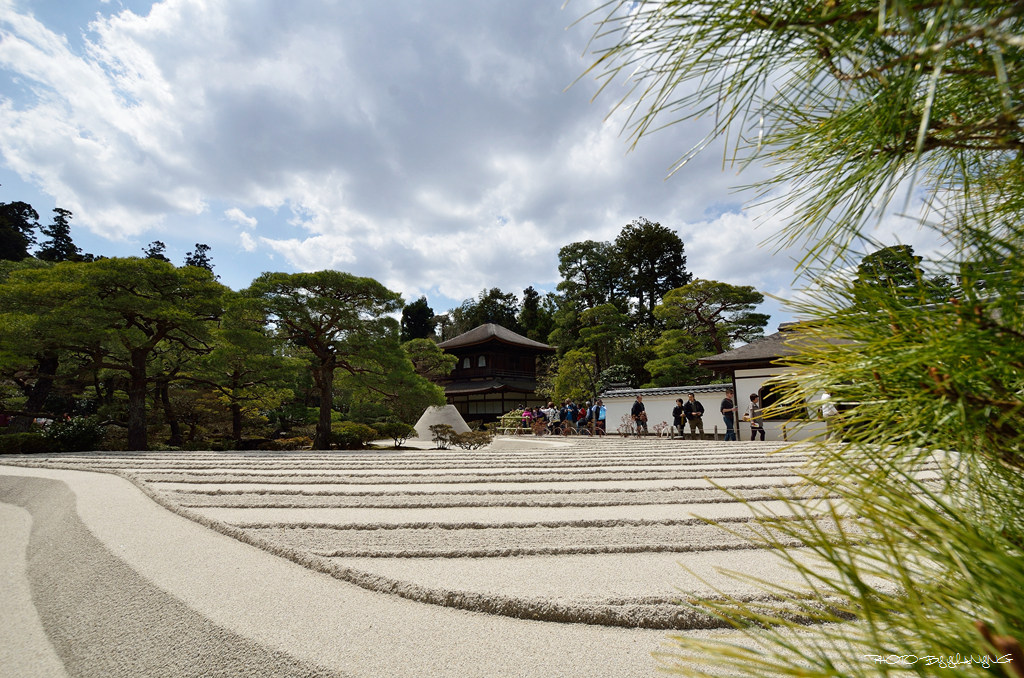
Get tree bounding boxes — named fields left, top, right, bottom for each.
left=402, top=338, right=456, bottom=382
left=445, top=288, right=521, bottom=338
left=0, top=258, right=225, bottom=449
left=654, top=280, right=769, bottom=355
left=552, top=348, right=599, bottom=404
left=36, top=208, right=88, bottom=262
left=853, top=244, right=952, bottom=305
left=244, top=270, right=404, bottom=450
left=578, top=303, right=629, bottom=376
left=556, top=240, right=621, bottom=311
left=400, top=296, right=436, bottom=341
left=335, top=344, right=446, bottom=425
left=143, top=241, right=171, bottom=262
left=518, top=286, right=555, bottom=342
left=0, top=201, right=39, bottom=261
left=189, top=293, right=299, bottom=442
left=583, top=0, right=1024, bottom=674
left=0, top=258, right=61, bottom=431
left=613, top=217, right=691, bottom=323
left=183, top=243, right=215, bottom=274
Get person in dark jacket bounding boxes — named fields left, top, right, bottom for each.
left=670, top=398, right=684, bottom=438
left=720, top=389, right=737, bottom=441
left=630, top=395, right=647, bottom=435
left=682, top=393, right=705, bottom=439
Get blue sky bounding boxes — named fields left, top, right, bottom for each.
left=0, top=0, right=946, bottom=328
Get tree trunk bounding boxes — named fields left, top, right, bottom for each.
left=159, top=380, right=183, bottom=446
left=126, top=350, right=149, bottom=451
left=9, top=351, right=59, bottom=432
left=313, top=364, right=334, bottom=450
left=231, top=402, right=243, bottom=442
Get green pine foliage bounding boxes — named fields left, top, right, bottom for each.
left=580, top=0, right=1024, bottom=674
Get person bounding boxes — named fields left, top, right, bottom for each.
left=670, top=399, right=684, bottom=439
left=595, top=399, right=606, bottom=435
left=576, top=404, right=590, bottom=434
left=566, top=400, right=579, bottom=426
left=746, top=393, right=765, bottom=441
left=542, top=402, right=559, bottom=428
left=521, top=406, right=533, bottom=431
left=532, top=406, right=548, bottom=433
left=720, top=389, right=737, bottom=441
left=683, top=393, right=705, bottom=439
left=630, top=395, right=647, bottom=435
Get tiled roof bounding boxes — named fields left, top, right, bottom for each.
left=698, top=330, right=795, bottom=365
left=601, top=384, right=728, bottom=399
left=437, top=323, right=555, bottom=351
left=699, top=323, right=852, bottom=367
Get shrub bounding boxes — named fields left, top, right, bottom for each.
left=428, top=424, right=456, bottom=449
left=257, top=436, right=313, bottom=451
left=375, top=422, right=417, bottom=447
left=45, top=416, right=106, bottom=452
left=451, top=430, right=493, bottom=450
left=235, top=438, right=272, bottom=450
left=499, top=409, right=524, bottom=430
left=330, top=422, right=378, bottom=450
left=0, top=432, right=53, bottom=455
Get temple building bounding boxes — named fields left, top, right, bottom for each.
left=436, top=324, right=555, bottom=423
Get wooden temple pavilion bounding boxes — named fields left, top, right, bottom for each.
left=435, top=323, right=555, bottom=423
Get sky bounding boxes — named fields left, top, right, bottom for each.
left=0, top=0, right=948, bottom=330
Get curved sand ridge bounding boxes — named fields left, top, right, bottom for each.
left=2, top=438, right=864, bottom=633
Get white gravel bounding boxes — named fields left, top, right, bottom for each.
left=0, top=439, right=867, bottom=676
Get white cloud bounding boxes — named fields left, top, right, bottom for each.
left=224, top=207, right=256, bottom=228
left=0, top=0, right=950, bottom=325
left=238, top=230, right=257, bottom=252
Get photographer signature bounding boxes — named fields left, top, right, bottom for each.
left=864, top=654, right=1013, bottom=669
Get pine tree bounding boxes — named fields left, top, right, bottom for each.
left=35, top=208, right=86, bottom=262
left=582, top=1, right=1024, bottom=674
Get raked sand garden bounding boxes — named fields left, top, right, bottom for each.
left=1, top=435, right=860, bottom=677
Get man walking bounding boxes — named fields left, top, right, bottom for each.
left=720, top=389, right=737, bottom=441
left=682, top=393, right=705, bottom=439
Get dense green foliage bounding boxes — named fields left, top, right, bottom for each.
left=0, top=251, right=443, bottom=450
left=581, top=0, right=1024, bottom=675
left=244, top=270, right=418, bottom=450
left=329, top=421, right=379, bottom=450
left=0, top=432, right=51, bottom=454
left=436, top=215, right=767, bottom=390
left=44, top=416, right=106, bottom=452
left=375, top=421, right=417, bottom=447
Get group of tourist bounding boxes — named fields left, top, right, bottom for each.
left=634, top=389, right=767, bottom=441
left=518, top=389, right=769, bottom=440
left=520, top=399, right=607, bottom=435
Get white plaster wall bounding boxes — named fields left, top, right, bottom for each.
left=602, top=388, right=729, bottom=437
left=732, top=367, right=826, bottom=442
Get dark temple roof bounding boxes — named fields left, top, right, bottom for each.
left=437, top=323, right=555, bottom=352
left=699, top=323, right=852, bottom=370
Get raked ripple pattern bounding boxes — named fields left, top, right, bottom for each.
left=8, top=438, right=846, bottom=629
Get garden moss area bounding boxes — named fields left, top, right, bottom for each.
left=1, top=437, right=847, bottom=677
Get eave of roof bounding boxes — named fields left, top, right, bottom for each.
left=443, top=379, right=539, bottom=396
left=698, top=325, right=852, bottom=368
left=601, top=384, right=729, bottom=399
left=437, top=323, right=555, bottom=352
